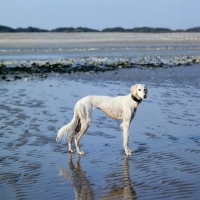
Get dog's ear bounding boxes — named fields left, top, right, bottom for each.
left=130, top=85, right=137, bottom=96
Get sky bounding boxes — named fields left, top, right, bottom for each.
left=0, top=0, right=200, bottom=31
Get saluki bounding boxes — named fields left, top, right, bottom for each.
left=56, top=84, right=148, bottom=155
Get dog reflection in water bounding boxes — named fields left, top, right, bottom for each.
left=58, top=154, right=94, bottom=199
left=58, top=154, right=136, bottom=199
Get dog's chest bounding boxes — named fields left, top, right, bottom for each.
left=131, top=107, right=137, bottom=120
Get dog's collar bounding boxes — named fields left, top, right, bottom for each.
left=131, top=94, right=142, bottom=103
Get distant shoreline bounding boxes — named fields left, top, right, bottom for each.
left=1, top=32, right=200, bottom=50
left=0, top=25, right=200, bottom=33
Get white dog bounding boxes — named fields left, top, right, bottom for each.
left=56, top=84, right=148, bottom=155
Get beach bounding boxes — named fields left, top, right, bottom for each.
left=0, top=33, right=200, bottom=199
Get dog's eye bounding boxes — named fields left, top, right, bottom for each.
left=138, top=89, right=141, bottom=91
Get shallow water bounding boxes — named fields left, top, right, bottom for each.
left=0, top=74, right=200, bottom=199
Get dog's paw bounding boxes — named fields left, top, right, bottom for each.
left=69, top=149, right=75, bottom=153
left=128, top=149, right=134, bottom=153
left=125, top=151, right=132, bottom=156
left=78, top=151, right=85, bottom=155
left=125, top=149, right=133, bottom=156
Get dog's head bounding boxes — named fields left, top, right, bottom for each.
left=130, top=84, right=148, bottom=100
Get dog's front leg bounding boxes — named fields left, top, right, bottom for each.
left=121, top=121, right=133, bottom=155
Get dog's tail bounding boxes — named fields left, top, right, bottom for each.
left=56, top=106, right=79, bottom=142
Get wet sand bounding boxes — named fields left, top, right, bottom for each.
left=1, top=32, right=200, bottom=47
left=0, top=65, right=200, bottom=199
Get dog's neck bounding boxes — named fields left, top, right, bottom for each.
left=131, top=94, right=142, bottom=104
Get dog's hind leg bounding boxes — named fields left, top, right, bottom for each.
left=75, top=119, right=91, bottom=155
left=68, top=131, right=77, bottom=153
left=74, top=102, right=93, bottom=155
left=68, top=118, right=81, bottom=153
